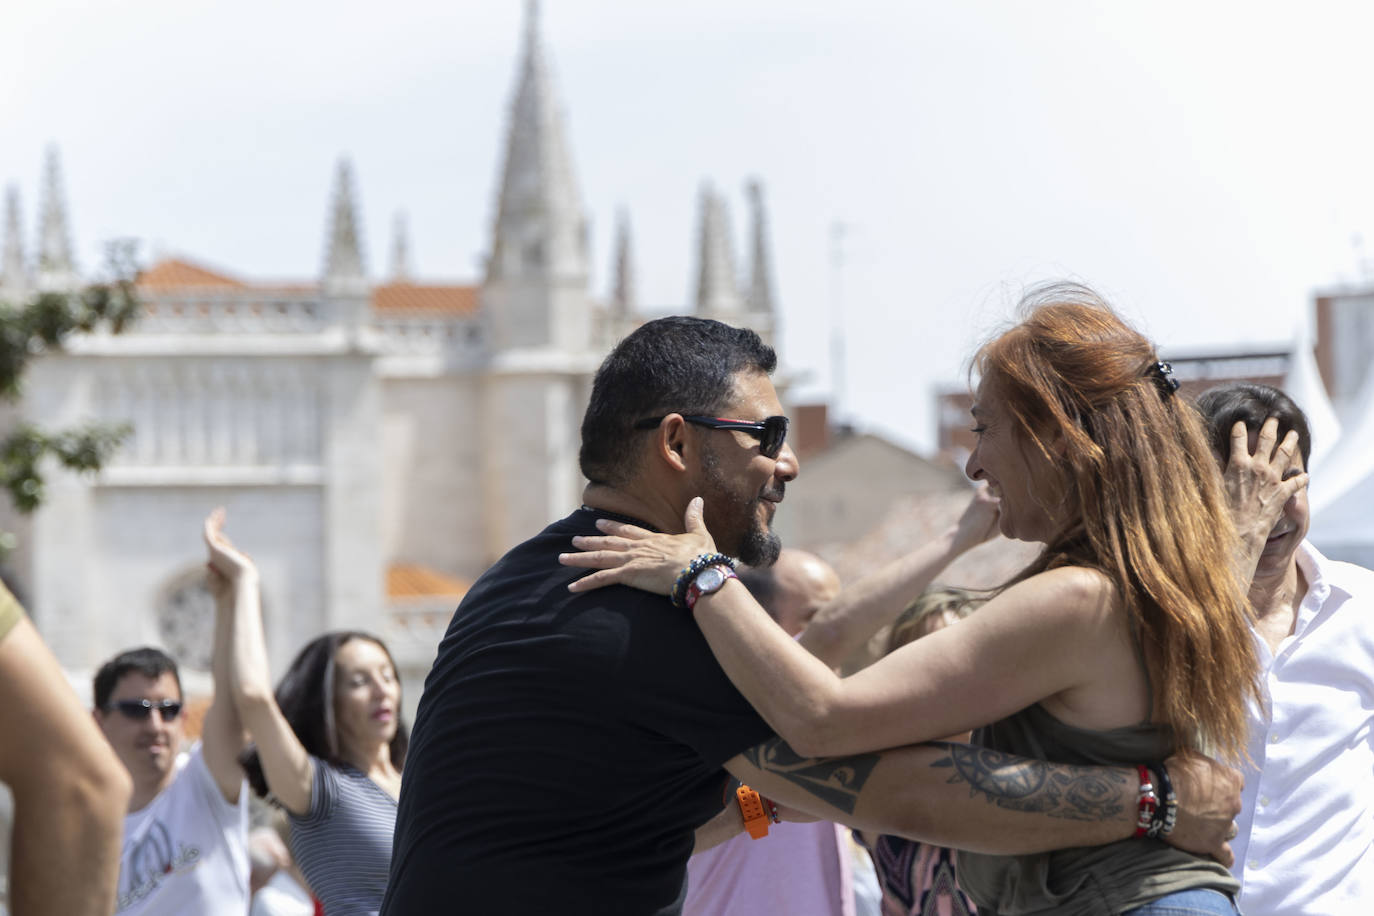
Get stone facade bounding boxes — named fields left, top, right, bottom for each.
left=0, top=5, right=778, bottom=707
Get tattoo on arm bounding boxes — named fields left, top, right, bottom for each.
left=745, top=738, right=1128, bottom=822
left=744, top=738, right=880, bottom=815
left=930, top=741, right=1128, bottom=822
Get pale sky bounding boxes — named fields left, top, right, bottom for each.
left=4, top=0, right=1373, bottom=453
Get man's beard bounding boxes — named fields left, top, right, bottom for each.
left=700, top=444, right=782, bottom=568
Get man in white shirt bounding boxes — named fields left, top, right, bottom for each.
left=93, top=575, right=250, bottom=914
left=1198, top=383, right=1374, bottom=915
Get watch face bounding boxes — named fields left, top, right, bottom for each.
left=695, top=566, right=729, bottom=593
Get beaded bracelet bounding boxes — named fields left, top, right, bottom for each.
left=670, top=552, right=737, bottom=608
left=1133, top=765, right=1159, bottom=839
left=1148, top=762, right=1178, bottom=839
left=764, top=796, right=781, bottom=825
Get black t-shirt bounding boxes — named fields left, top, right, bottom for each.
left=382, top=509, right=773, bottom=915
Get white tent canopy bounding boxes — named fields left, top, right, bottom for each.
left=1308, top=365, right=1374, bottom=567
left=1282, top=325, right=1342, bottom=474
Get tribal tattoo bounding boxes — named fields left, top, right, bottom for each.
left=930, top=742, right=1127, bottom=821
left=744, top=738, right=1128, bottom=822
left=743, top=738, right=879, bottom=815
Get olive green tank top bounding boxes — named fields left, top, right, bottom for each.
left=957, top=703, right=1239, bottom=915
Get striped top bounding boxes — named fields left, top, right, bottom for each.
left=288, top=758, right=397, bottom=916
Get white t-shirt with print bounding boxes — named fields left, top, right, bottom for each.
left=116, top=743, right=250, bottom=915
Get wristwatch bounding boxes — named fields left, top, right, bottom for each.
left=685, top=563, right=738, bottom=611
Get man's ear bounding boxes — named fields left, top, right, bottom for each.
left=653, top=414, right=691, bottom=472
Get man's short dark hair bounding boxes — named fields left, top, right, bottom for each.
left=1194, top=382, right=1312, bottom=469
left=93, top=647, right=182, bottom=710
left=579, top=316, right=777, bottom=486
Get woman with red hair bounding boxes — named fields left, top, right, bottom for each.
left=562, top=283, right=1305, bottom=915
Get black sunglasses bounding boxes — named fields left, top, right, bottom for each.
left=635, top=414, right=790, bottom=459
left=106, top=698, right=184, bottom=722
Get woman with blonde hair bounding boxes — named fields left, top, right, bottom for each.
left=561, top=283, right=1305, bottom=915
left=855, top=585, right=987, bottom=916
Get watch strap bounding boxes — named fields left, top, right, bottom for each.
left=686, top=564, right=738, bottom=611
left=736, top=784, right=770, bottom=840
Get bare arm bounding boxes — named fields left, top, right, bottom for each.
left=702, top=566, right=1125, bottom=756
left=726, top=738, right=1242, bottom=867
left=205, top=509, right=315, bottom=815
left=202, top=549, right=248, bottom=804
left=564, top=503, right=1115, bottom=758
left=800, top=486, right=999, bottom=667
left=691, top=799, right=744, bottom=854
left=0, top=615, right=132, bottom=916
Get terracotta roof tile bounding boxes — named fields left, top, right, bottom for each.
left=138, top=257, right=245, bottom=290
left=373, top=283, right=479, bottom=315
left=387, top=563, right=472, bottom=599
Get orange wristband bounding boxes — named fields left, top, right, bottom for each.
left=736, top=784, right=770, bottom=840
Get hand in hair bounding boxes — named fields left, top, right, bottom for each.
left=1221, top=417, right=1308, bottom=570
left=562, top=496, right=719, bottom=596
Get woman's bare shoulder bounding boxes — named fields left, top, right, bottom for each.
left=1002, top=565, right=1122, bottom=623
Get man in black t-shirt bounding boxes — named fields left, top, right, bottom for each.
left=384, top=318, right=1245, bottom=915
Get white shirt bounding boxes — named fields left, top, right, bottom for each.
left=1232, top=542, right=1374, bottom=916
left=116, top=743, right=251, bottom=915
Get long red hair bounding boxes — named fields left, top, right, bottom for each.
left=974, top=283, right=1259, bottom=757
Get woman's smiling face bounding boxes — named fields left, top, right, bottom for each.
left=964, top=379, right=1065, bottom=544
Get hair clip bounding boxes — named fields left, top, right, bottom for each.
left=1148, top=361, right=1180, bottom=396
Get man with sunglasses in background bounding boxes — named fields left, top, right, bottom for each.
left=93, top=636, right=250, bottom=910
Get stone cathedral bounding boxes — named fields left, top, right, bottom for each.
left=0, top=7, right=779, bottom=700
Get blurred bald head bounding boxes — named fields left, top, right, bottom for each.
left=738, top=548, right=841, bottom=636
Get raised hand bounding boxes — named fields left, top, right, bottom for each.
left=950, top=482, right=1001, bottom=555
left=203, top=507, right=259, bottom=585
left=560, top=497, right=719, bottom=595
left=1222, top=417, right=1308, bottom=570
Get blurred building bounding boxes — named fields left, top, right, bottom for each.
left=934, top=348, right=1290, bottom=461
left=0, top=6, right=778, bottom=709
left=1307, top=283, right=1374, bottom=567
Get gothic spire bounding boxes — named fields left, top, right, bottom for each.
left=1, top=185, right=27, bottom=298
left=389, top=210, right=412, bottom=282
left=693, top=181, right=742, bottom=317
left=744, top=179, right=776, bottom=315
left=486, top=0, right=588, bottom=283
left=36, top=145, right=77, bottom=290
left=610, top=208, right=636, bottom=318
left=322, top=157, right=366, bottom=291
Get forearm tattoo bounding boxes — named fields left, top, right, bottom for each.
left=746, top=738, right=1127, bottom=822
left=929, top=742, right=1128, bottom=821
left=744, top=738, right=880, bottom=815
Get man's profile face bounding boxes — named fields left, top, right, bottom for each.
left=692, top=370, right=799, bottom=567
left=95, top=670, right=184, bottom=789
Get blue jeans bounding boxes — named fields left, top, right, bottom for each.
left=1123, top=888, right=1239, bottom=915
